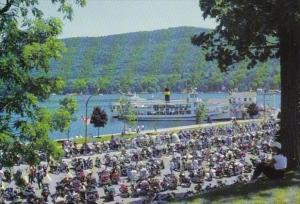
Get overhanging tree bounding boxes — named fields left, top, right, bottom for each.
left=52, top=108, right=71, bottom=137
left=192, top=0, right=300, bottom=168
left=90, top=106, right=108, bottom=138
left=0, top=0, right=86, bottom=166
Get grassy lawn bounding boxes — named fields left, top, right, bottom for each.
left=60, top=119, right=263, bottom=145
left=72, top=132, right=138, bottom=144
left=172, top=171, right=300, bottom=204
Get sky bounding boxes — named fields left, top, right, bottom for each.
left=40, top=0, right=216, bottom=38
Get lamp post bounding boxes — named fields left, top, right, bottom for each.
left=263, top=89, right=266, bottom=120
left=85, top=95, right=94, bottom=145
left=136, top=108, right=139, bottom=128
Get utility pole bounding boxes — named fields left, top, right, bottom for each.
left=263, top=89, right=266, bottom=120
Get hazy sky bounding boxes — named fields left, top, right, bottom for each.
left=41, top=0, right=216, bottom=38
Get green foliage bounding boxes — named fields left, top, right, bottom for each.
left=45, top=140, right=63, bottom=161
left=15, top=108, right=64, bottom=165
left=117, top=96, right=137, bottom=128
left=73, top=78, right=87, bottom=93
left=119, top=75, right=134, bottom=93
left=166, top=74, right=181, bottom=90
left=50, top=27, right=280, bottom=93
left=19, top=108, right=52, bottom=141
left=141, top=75, right=159, bottom=92
left=73, top=132, right=137, bottom=144
left=59, top=96, right=77, bottom=121
left=117, top=96, right=130, bottom=117
left=192, top=1, right=281, bottom=70
left=96, top=76, right=111, bottom=93
left=57, top=96, right=77, bottom=139
left=124, top=107, right=138, bottom=127
left=188, top=70, right=205, bottom=89
left=0, top=0, right=85, bottom=166
left=0, top=133, right=19, bottom=167
left=172, top=171, right=300, bottom=204
left=52, top=108, right=71, bottom=132
left=196, top=103, right=207, bottom=124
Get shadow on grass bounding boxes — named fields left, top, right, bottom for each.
left=190, top=171, right=300, bottom=203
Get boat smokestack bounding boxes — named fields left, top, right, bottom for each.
left=164, top=88, right=170, bottom=102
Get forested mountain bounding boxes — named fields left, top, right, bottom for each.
left=50, top=27, right=280, bottom=94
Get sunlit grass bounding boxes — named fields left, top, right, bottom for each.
left=71, top=132, right=137, bottom=144
left=296, top=191, right=300, bottom=204
left=232, top=199, right=247, bottom=204
left=252, top=196, right=267, bottom=204
left=273, top=188, right=289, bottom=204
left=171, top=171, right=300, bottom=204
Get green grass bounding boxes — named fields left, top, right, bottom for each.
left=72, top=132, right=137, bottom=144
left=62, top=119, right=263, bottom=145
left=172, top=171, right=300, bottom=204
left=296, top=189, right=300, bottom=203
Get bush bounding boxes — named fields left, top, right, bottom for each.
left=247, top=103, right=259, bottom=119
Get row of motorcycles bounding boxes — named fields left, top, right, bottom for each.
left=54, top=174, right=99, bottom=203
left=0, top=184, right=50, bottom=203
left=49, top=157, right=93, bottom=175
left=63, top=139, right=125, bottom=158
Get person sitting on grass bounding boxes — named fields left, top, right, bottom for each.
left=250, top=141, right=287, bottom=182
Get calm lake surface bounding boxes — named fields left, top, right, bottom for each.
left=42, top=92, right=281, bottom=140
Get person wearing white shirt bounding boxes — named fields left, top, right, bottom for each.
left=250, top=141, right=287, bottom=182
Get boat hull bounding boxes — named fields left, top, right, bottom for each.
left=137, top=114, right=196, bottom=121
left=137, top=111, right=231, bottom=121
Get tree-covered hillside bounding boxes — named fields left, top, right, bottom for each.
left=50, top=27, right=280, bottom=94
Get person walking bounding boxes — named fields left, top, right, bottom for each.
left=28, top=166, right=35, bottom=184
left=170, top=161, right=174, bottom=174
left=36, top=167, right=44, bottom=189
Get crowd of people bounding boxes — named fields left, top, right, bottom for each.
left=0, top=119, right=282, bottom=203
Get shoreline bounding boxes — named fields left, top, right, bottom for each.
left=56, top=119, right=264, bottom=143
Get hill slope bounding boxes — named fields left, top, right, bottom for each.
left=50, top=27, right=280, bottom=93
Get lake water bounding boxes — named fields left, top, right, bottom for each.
left=43, top=93, right=281, bottom=140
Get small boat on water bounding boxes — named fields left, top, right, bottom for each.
left=111, top=89, right=256, bottom=122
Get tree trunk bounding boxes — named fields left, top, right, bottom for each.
left=123, top=121, right=126, bottom=135
left=279, top=21, right=300, bottom=169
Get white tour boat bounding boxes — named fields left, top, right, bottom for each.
left=110, top=90, right=253, bottom=121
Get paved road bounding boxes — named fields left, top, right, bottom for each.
left=2, top=119, right=271, bottom=203
left=3, top=148, right=255, bottom=204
